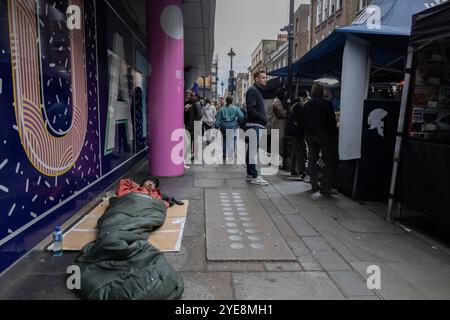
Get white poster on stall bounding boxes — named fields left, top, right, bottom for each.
left=339, top=35, right=371, bottom=160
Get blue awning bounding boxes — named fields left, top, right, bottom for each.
left=268, top=0, right=431, bottom=79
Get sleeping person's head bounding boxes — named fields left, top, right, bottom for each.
left=140, top=176, right=160, bottom=191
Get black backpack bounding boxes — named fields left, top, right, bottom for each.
left=285, top=102, right=304, bottom=137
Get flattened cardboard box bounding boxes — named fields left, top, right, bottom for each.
left=53, top=198, right=188, bottom=252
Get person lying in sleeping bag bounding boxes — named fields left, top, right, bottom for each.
left=116, top=176, right=184, bottom=208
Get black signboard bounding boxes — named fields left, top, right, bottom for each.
left=354, top=100, right=400, bottom=201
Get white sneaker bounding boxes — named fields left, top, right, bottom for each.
left=184, top=164, right=190, bottom=169
left=250, top=176, right=269, bottom=186
left=246, top=175, right=253, bottom=181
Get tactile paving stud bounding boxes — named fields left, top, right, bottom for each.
left=251, top=243, right=265, bottom=250
left=230, top=243, right=245, bottom=250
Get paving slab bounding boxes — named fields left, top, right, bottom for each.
left=269, top=214, right=298, bottom=237
left=216, top=165, right=245, bottom=173
left=348, top=295, right=381, bottom=300
left=233, top=272, right=345, bottom=300
left=194, top=179, right=226, bottom=188
left=165, top=237, right=206, bottom=272
left=225, top=179, right=249, bottom=188
left=337, top=219, right=404, bottom=234
left=302, top=237, right=334, bottom=252
left=284, top=215, right=319, bottom=237
left=0, top=273, right=79, bottom=300
left=205, top=189, right=295, bottom=261
left=299, top=261, right=324, bottom=271
left=326, top=231, right=450, bottom=265
left=184, top=215, right=205, bottom=237
left=187, top=199, right=204, bottom=216
left=207, top=261, right=266, bottom=272
left=351, top=262, right=427, bottom=300
left=197, top=172, right=244, bottom=180
left=328, top=271, right=375, bottom=297
left=180, top=272, right=234, bottom=300
left=263, top=262, right=302, bottom=272
left=312, top=251, right=352, bottom=271
left=284, top=236, right=311, bottom=257
left=258, top=199, right=281, bottom=216
left=163, top=186, right=204, bottom=200
left=319, top=231, right=361, bottom=262
left=387, top=263, right=450, bottom=299
left=188, top=165, right=218, bottom=173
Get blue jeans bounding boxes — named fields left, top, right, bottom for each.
left=245, top=126, right=262, bottom=178
left=220, top=121, right=238, bottom=159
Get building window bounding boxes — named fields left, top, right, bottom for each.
left=295, top=18, right=299, bottom=33
left=337, top=0, right=342, bottom=11
left=323, top=0, right=329, bottom=20
left=294, top=43, right=298, bottom=58
left=330, top=0, right=336, bottom=14
left=316, top=0, right=322, bottom=26
left=359, top=0, right=369, bottom=11
left=308, top=14, right=311, bottom=31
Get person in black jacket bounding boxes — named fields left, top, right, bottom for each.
left=186, top=93, right=203, bottom=160
left=285, top=90, right=309, bottom=178
left=244, top=70, right=269, bottom=186
left=302, top=83, right=338, bottom=195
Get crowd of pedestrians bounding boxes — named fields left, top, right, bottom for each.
left=183, top=70, right=338, bottom=194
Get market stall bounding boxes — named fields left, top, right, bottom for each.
left=390, top=1, right=450, bottom=225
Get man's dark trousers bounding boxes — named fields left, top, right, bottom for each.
left=305, top=133, right=336, bottom=192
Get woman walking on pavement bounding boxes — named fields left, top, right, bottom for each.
left=202, top=98, right=216, bottom=144
left=215, top=96, right=244, bottom=162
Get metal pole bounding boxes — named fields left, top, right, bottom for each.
left=283, top=0, right=295, bottom=171
left=215, top=55, right=219, bottom=101
left=287, top=0, right=294, bottom=107
left=387, top=46, right=414, bottom=222
left=202, top=76, right=206, bottom=98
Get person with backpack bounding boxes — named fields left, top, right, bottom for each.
left=302, top=83, right=338, bottom=195
left=285, top=90, right=310, bottom=179
left=215, top=96, right=244, bottom=162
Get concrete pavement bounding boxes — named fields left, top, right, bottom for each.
left=1, top=160, right=449, bottom=300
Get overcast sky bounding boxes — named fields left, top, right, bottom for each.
left=214, top=0, right=310, bottom=88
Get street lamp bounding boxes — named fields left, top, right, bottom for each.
left=228, top=47, right=236, bottom=96
left=281, top=0, right=295, bottom=107
left=280, top=0, right=295, bottom=171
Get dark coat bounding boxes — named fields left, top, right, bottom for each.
left=302, top=98, right=338, bottom=136
left=245, top=84, right=267, bottom=126
left=285, top=101, right=304, bottom=137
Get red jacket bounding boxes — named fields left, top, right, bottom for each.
left=116, top=179, right=169, bottom=208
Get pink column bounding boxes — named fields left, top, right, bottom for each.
left=147, top=0, right=185, bottom=176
